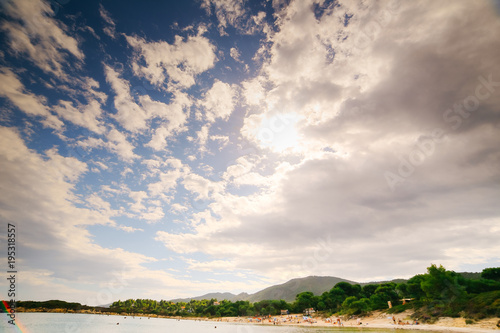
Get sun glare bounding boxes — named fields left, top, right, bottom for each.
left=255, top=113, right=301, bottom=153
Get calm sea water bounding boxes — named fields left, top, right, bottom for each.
left=1, top=313, right=442, bottom=333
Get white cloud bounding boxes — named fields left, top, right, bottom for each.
left=201, top=0, right=260, bottom=35
left=106, top=128, right=138, bottom=162
left=230, top=47, right=242, bottom=62
left=200, top=80, right=237, bottom=122
left=141, top=206, right=165, bottom=222
left=129, top=190, right=148, bottom=213
left=126, top=31, right=216, bottom=88
left=241, top=78, right=265, bottom=106
left=196, top=124, right=210, bottom=151
left=148, top=170, right=183, bottom=199
left=0, top=68, right=64, bottom=130
left=1, top=0, right=84, bottom=78
left=187, top=259, right=235, bottom=272
left=77, top=127, right=138, bottom=162
left=156, top=0, right=500, bottom=282
left=182, top=173, right=223, bottom=200
left=99, top=4, right=117, bottom=39
left=210, top=134, right=230, bottom=150
left=104, top=64, right=149, bottom=132
left=170, top=203, right=188, bottom=213
left=86, top=193, right=113, bottom=213
left=53, top=99, right=106, bottom=134
left=104, top=65, right=191, bottom=149
left=145, top=91, right=191, bottom=151
left=119, top=225, right=144, bottom=233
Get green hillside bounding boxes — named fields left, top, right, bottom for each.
left=245, top=276, right=356, bottom=302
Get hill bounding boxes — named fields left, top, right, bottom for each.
left=169, top=292, right=249, bottom=303
left=168, top=273, right=481, bottom=304
left=170, top=276, right=357, bottom=303
left=245, top=276, right=356, bottom=302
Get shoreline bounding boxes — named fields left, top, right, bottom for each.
left=15, top=308, right=499, bottom=332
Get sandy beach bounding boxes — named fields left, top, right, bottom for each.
left=188, top=310, right=500, bottom=332
left=18, top=308, right=500, bottom=332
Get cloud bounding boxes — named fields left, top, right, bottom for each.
left=0, top=67, right=64, bottom=130
left=119, top=225, right=144, bottom=233
left=210, top=134, right=230, bottom=150
left=1, top=0, right=84, bottom=78
left=155, top=0, right=500, bottom=282
left=196, top=124, right=210, bottom=151
left=201, top=0, right=265, bottom=35
left=230, top=47, right=242, bottom=62
left=78, top=126, right=138, bottom=163
left=129, top=190, right=148, bottom=213
left=99, top=4, right=117, bottom=39
left=104, top=64, right=191, bottom=149
left=186, top=259, right=235, bottom=272
left=1, top=0, right=499, bottom=303
left=0, top=125, right=222, bottom=303
left=200, top=80, right=237, bottom=122
left=106, top=128, right=138, bottom=162
left=182, top=173, right=224, bottom=200
left=104, top=64, right=149, bottom=132
left=53, top=99, right=106, bottom=134
left=126, top=30, right=216, bottom=88
left=144, top=91, right=192, bottom=151
left=241, top=78, right=265, bottom=106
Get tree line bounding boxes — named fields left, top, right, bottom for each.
left=108, top=265, right=500, bottom=320
left=10, top=265, right=500, bottom=321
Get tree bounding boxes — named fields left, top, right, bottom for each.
left=326, top=286, right=347, bottom=311
left=368, top=283, right=399, bottom=310
left=361, top=284, right=378, bottom=299
left=341, top=296, right=370, bottom=315
left=406, top=274, right=427, bottom=300
left=421, top=264, right=466, bottom=304
left=294, top=292, right=316, bottom=312
left=335, top=282, right=361, bottom=297
left=481, top=268, right=500, bottom=281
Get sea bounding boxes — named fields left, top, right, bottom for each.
left=1, top=313, right=443, bottom=333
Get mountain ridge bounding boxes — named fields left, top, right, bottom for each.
left=169, top=272, right=480, bottom=303
left=170, top=275, right=397, bottom=303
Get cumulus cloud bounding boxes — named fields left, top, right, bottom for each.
left=155, top=0, right=500, bottom=281
left=0, top=68, right=64, bottom=130
left=1, top=0, right=84, bottom=78
left=2, top=0, right=499, bottom=303
left=0, top=126, right=250, bottom=303
left=53, top=100, right=106, bottom=134
left=126, top=31, right=216, bottom=88
left=201, top=0, right=266, bottom=35
left=201, top=0, right=247, bottom=35
left=104, top=64, right=191, bottom=150
left=182, top=173, right=224, bottom=200
left=200, top=80, right=237, bottom=122
left=77, top=126, right=138, bottom=162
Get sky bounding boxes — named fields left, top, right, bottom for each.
left=0, top=0, right=499, bottom=306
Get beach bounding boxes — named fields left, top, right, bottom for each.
left=16, top=308, right=500, bottom=332
left=185, top=310, right=500, bottom=332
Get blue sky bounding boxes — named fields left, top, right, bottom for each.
left=1, top=0, right=500, bottom=305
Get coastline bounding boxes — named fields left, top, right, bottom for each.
left=194, top=310, right=500, bottom=333
left=16, top=308, right=499, bottom=332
